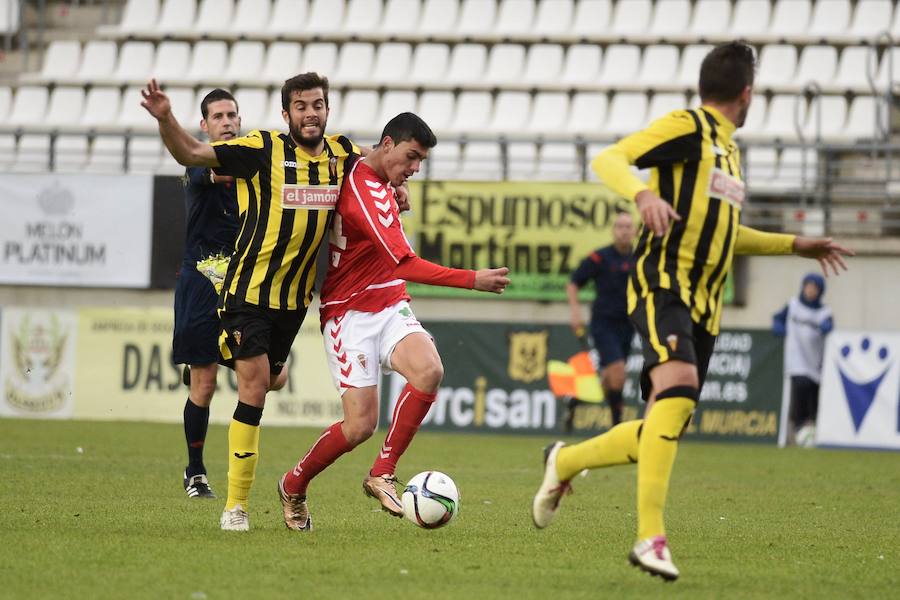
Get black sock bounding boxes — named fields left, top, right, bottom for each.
left=184, top=398, right=210, bottom=478
left=606, top=389, right=624, bottom=426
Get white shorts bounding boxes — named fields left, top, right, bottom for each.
left=323, top=301, right=428, bottom=394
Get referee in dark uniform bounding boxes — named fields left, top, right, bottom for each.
left=567, top=211, right=636, bottom=427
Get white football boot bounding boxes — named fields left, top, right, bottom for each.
left=629, top=535, right=680, bottom=581
left=220, top=504, right=250, bottom=532
left=531, top=441, right=572, bottom=529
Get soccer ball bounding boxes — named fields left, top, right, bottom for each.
left=401, top=471, right=460, bottom=529
left=795, top=425, right=817, bottom=448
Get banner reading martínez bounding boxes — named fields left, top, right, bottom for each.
left=404, top=180, right=632, bottom=301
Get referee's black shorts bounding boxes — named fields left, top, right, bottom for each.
left=173, top=265, right=220, bottom=366
left=629, top=289, right=716, bottom=401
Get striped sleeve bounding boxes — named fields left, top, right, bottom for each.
left=211, top=129, right=266, bottom=178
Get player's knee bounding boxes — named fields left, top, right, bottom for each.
left=343, top=418, right=377, bottom=446
left=268, top=367, right=289, bottom=391
left=414, top=359, right=444, bottom=392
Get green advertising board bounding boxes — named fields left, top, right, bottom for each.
left=379, top=322, right=784, bottom=443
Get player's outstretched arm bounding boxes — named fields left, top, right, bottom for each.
left=141, top=79, right=219, bottom=168
left=792, top=236, right=854, bottom=277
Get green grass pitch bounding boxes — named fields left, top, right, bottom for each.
left=2, top=419, right=898, bottom=599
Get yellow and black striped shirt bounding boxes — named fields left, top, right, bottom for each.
left=212, top=131, right=359, bottom=310
left=593, top=106, right=744, bottom=335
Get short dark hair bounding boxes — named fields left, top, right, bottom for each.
left=281, top=72, right=330, bottom=111
left=378, top=112, right=437, bottom=149
left=200, top=88, right=237, bottom=120
left=699, top=42, right=757, bottom=102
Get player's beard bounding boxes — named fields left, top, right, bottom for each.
left=289, top=115, right=326, bottom=151
left=735, top=102, right=749, bottom=128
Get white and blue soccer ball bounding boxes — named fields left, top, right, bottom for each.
left=795, top=425, right=817, bottom=448
left=401, top=471, right=460, bottom=529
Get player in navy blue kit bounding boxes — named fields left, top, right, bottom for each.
left=566, top=211, right=637, bottom=426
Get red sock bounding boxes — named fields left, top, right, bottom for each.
left=370, top=383, right=436, bottom=477
left=283, top=421, right=352, bottom=495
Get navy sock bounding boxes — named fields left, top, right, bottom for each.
left=184, top=398, right=210, bottom=478
left=607, top=389, right=624, bottom=426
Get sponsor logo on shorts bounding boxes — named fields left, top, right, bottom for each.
left=232, top=329, right=242, bottom=345
left=281, top=184, right=339, bottom=210
left=357, top=353, right=369, bottom=374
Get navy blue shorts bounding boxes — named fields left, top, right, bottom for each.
left=590, top=316, right=634, bottom=368
left=173, top=265, right=220, bottom=366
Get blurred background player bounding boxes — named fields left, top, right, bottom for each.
left=277, top=113, right=510, bottom=531
left=772, top=273, right=832, bottom=446
left=566, top=211, right=637, bottom=427
left=143, top=73, right=360, bottom=531
left=532, top=41, right=853, bottom=581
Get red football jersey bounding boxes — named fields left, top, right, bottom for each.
left=319, top=159, right=416, bottom=322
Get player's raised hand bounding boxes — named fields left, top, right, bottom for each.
left=793, top=236, right=854, bottom=277
left=140, top=79, right=172, bottom=121
left=395, top=182, right=411, bottom=212
left=635, top=189, right=680, bottom=237
left=474, top=267, right=510, bottom=294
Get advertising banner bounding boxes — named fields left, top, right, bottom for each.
left=0, top=175, right=153, bottom=287
left=0, top=307, right=79, bottom=418
left=817, top=331, right=900, bottom=450
left=403, top=180, right=632, bottom=301
left=381, top=322, right=784, bottom=443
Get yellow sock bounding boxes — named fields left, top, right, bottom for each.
left=555, top=420, right=643, bottom=481
left=637, top=394, right=696, bottom=540
left=226, top=419, right=260, bottom=510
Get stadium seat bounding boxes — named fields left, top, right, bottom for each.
left=802, top=95, right=848, bottom=142
left=425, top=141, right=461, bottom=180
left=54, top=134, right=90, bottom=173
left=194, top=0, right=234, bottom=36
left=728, top=0, right=771, bottom=40
left=734, top=94, right=768, bottom=140
left=566, top=92, right=608, bottom=136
left=527, top=92, right=569, bottom=136
left=263, top=42, right=303, bottom=85
left=489, top=91, right=531, bottom=135
left=603, top=92, right=648, bottom=137
left=98, top=0, right=158, bottom=36
left=223, top=41, right=265, bottom=85
left=536, top=142, right=580, bottom=181
left=158, top=149, right=185, bottom=175
left=117, top=86, right=156, bottom=132
left=805, top=0, right=850, bottom=42
left=377, top=90, right=418, bottom=127
left=12, top=134, right=51, bottom=172
left=767, top=0, right=811, bottom=42
left=417, top=91, right=455, bottom=134
left=842, top=95, right=882, bottom=140
left=154, top=0, right=198, bottom=36
left=152, top=41, right=191, bottom=85
left=610, top=0, right=652, bottom=39
left=598, top=44, right=641, bottom=89
left=335, top=90, right=380, bottom=137
left=530, top=0, right=573, bottom=40
left=507, top=141, right=538, bottom=179
left=647, top=0, right=692, bottom=42
left=181, top=41, right=228, bottom=86
left=647, top=93, right=687, bottom=120
left=756, top=45, right=798, bottom=91
left=560, top=44, right=602, bottom=87
left=342, top=0, right=382, bottom=35
left=44, top=87, right=86, bottom=131
left=265, top=0, right=308, bottom=38
left=0, top=86, right=11, bottom=121
left=484, top=44, right=526, bottom=86
left=230, top=87, right=267, bottom=130
left=446, top=44, right=487, bottom=86
left=73, top=40, right=117, bottom=84
left=418, top=0, right=459, bottom=39
left=449, top=92, right=493, bottom=135
left=847, top=0, right=894, bottom=43
left=261, top=89, right=284, bottom=131
left=457, top=0, right=496, bottom=37
left=128, top=136, right=164, bottom=174
left=676, top=44, right=712, bottom=89
left=794, top=46, right=838, bottom=92
left=492, top=0, right=535, bottom=39
left=776, top=147, right=817, bottom=191
left=298, top=43, right=337, bottom=78
left=687, top=0, right=731, bottom=42
left=760, top=94, right=805, bottom=140
left=409, top=44, right=450, bottom=86
left=166, top=88, right=197, bottom=127
left=569, top=0, right=612, bottom=41
left=306, top=0, right=345, bottom=35
left=113, top=42, right=156, bottom=86
left=831, top=46, right=875, bottom=93
left=23, top=40, right=80, bottom=83
left=7, top=86, right=49, bottom=128
left=745, top=146, right=779, bottom=186
left=80, top=87, right=122, bottom=131
left=370, top=43, right=412, bottom=86
left=229, top=0, right=272, bottom=37
left=522, top=44, right=564, bottom=87
left=334, top=43, right=376, bottom=86
left=379, top=0, right=421, bottom=38
left=84, top=136, right=126, bottom=173
left=0, top=134, right=15, bottom=169
left=637, top=44, right=679, bottom=89
left=460, top=141, right=502, bottom=180
left=874, top=48, right=900, bottom=90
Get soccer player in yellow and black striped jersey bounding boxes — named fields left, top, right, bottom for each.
left=531, top=42, right=853, bottom=581
left=142, top=73, right=362, bottom=532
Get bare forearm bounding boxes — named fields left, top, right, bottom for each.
left=566, top=282, right=582, bottom=316
left=158, top=113, right=219, bottom=167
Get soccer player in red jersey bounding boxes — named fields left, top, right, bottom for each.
left=277, top=113, right=510, bottom=530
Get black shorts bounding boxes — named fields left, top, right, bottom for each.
left=173, top=265, right=219, bottom=366
left=590, top=317, right=634, bottom=367
left=218, top=296, right=306, bottom=374
left=629, top=289, right=716, bottom=400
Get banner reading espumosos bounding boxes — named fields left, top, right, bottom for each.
left=381, top=322, right=784, bottom=443
left=817, top=331, right=900, bottom=450
left=0, top=175, right=153, bottom=287
left=404, top=180, right=633, bottom=301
